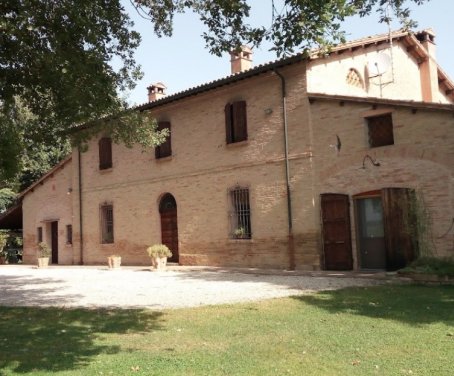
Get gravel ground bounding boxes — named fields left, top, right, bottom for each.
left=0, top=265, right=386, bottom=310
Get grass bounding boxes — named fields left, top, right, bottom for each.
left=0, top=285, right=453, bottom=375
left=400, top=257, right=454, bottom=277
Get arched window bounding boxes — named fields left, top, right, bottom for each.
left=346, top=68, right=364, bottom=89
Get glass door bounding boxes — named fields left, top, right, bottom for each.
left=356, top=197, right=386, bottom=269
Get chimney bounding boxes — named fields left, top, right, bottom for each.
left=416, top=29, right=438, bottom=102
left=147, top=82, right=167, bottom=102
left=230, top=46, right=253, bottom=74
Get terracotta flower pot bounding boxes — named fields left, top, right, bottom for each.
left=107, top=256, right=121, bottom=269
left=151, top=257, right=167, bottom=271
left=37, top=257, right=49, bottom=268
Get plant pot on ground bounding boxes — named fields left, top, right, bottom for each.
left=107, top=255, right=122, bottom=269
left=146, top=244, right=172, bottom=271
left=37, top=242, right=51, bottom=268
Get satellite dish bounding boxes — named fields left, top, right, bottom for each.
left=367, top=52, right=391, bottom=77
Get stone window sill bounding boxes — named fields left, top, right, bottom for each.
left=226, top=140, right=249, bottom=148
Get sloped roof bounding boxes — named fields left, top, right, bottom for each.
left=134, top=29, right=454, bottom=112
left=0, top=203, right=22, bottom=230
left=17, top=155, right=72, bottom=200
left=0, top=155, right=72, bottom=230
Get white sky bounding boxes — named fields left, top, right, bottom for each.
left=119, top=0, right=454, bottom=106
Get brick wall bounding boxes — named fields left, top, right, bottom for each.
left=21, top=52, right=453, bottom=269
left=308, top=99, right=453, bottom=264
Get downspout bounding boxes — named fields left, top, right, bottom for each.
left=273, top=68, right=295, bottom=270
left=78, top=148, right=84, bottom=265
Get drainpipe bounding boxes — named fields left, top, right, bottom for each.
left=78, top=148, right=84, bottom=265
left=273, top=68, right=295, bottom=270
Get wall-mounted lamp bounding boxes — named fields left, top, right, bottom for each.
left=362, top=154, right=381, bottom=169
left=264, top=108, right=273, bottom=115
left=67, top=188, right=73, bottom=195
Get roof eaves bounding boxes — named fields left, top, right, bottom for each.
left=307, top=92, right=454, bottom=112
left=18, top=155, right=73, bottom=200
left=134, top=53, right=307, bottom=111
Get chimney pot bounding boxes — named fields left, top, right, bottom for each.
left=230, top=46, right=253, bottom=74
left=147, top=82, right=167, bottom=102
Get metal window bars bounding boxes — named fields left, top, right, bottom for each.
left=229, top=187, right=251, bottom=239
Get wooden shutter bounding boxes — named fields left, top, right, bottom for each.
left=155, top=121, right=172, bottom=158
left=98, top=137, right=112, bottom=169
left=382, top=188, right=417, bottom=270
left=225, top=103, right=233, bottom=143
left=367, top=114, right=394, bottom=147
left=320, top=194, right=353, bottom=270
left=232, top=100, right=247, bottom=142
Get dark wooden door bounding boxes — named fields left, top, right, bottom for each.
left=159, top=194, right=179, bottom=263
left=320, top=194, right=353, bottom=270
left=51, top=221, right=58, bottom=264
left=382, top=188, right=417, bottom=271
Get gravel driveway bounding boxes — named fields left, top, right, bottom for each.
left=0, top=266, right=385, bottom=309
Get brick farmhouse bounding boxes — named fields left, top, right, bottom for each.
left=2, top=29, right=453, bottom=270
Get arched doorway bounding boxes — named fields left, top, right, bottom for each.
left=159, top=193, right=179, bottom=263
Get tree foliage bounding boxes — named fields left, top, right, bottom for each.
left=133, top=0, right=428, bottom=56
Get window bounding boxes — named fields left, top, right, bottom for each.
left=98, top=137, right=112, bottom=170
left=100, top=204, right=114, bottom=244
left=346, top=68, right=364, bottom=89
left=367, top=114, right=394, bottom=147
left=37, top=227, right=43, bottom=243
left=155, top=121, right=172, bottom=159
left=66, top=225, right=72, bottom=245
left=229, top=186, right=251, bottom=239
left=225, top=100, right=247, bottom=144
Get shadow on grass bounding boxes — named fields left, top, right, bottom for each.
left=292, top=284, right=454, bottom=326
left=0, top=307, right=163, bottom=374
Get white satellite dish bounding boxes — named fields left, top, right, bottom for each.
left=367, top=52, right=391, bottom=77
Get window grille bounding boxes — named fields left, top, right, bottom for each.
left=225, top=101, right=248, bottom=144
left=66, top=225, right=72, bottom=245
left=229, top=187, right=251, bottom=239
left=100, top=204, right=114, bottom=244
left=37, top=227, right=43, bottom=243
left=346, top=68, right=364, bottom=88
left=155, top=121, right=172, bottom=159
left=367, top=114, right=394, bottom=148
left=98, top=137, right=112, bottom=170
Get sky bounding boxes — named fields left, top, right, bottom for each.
left=120, top=0, right=454, bottom=106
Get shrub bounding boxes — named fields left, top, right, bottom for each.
left=400, top=257, right=454, bottom=277
left=37, top=242, right=51, bottom=258
left=0, top=231, right=8, bottom=257
left=146, top=244, right=172, bottom=259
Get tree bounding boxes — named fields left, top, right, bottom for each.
left=133, top=0, right=428, bottom=56
left=0, top=0, right=426, bottom=182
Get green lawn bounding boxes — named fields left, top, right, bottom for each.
left=0, top=285, right=453, bottom=375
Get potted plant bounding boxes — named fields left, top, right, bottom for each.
left=37, top=242, right=51, bottom=268
left=107, top=254, right=122, bottom=269
left=0, top=231, right=8, bottom=264
left=146, top=244, right=172, bottom=270
left=233, top=226, right=246, bottom=239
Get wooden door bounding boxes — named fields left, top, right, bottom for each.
left=51, top=221, right=58, bottom=264
left=320, top=194, right=353, bottom=270
left=382, top=188, right=417, bottom=271
left=159, top=194, right=179, bottom=263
